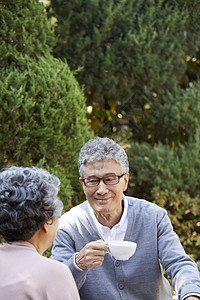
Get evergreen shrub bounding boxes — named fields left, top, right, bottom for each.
left=0, top=54, right=93, bottom=209
left=0, top=0, right=93, bottom=209
left=48, top=0, right=200, bottom=137
left=0, top=0, right=55, bottom=68
left=127, top=127, right=200, bottom=198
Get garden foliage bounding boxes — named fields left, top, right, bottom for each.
left=47, top=0, right=200, bottom=263
left=0, top=0, right=93, bottom=210
left=48, top=0, right=200, bottom=139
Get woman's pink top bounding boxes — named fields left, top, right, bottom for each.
left=0, top=241, right=80, bottom=300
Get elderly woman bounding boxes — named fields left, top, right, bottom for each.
left=0, top=166, right=80, bottom=300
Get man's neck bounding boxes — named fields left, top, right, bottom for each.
left=94, top=201, right=124, bottom=229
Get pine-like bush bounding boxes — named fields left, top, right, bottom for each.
left=0, top=0, right=93, bottom=209
left=127, top=125, right=200, bottom=198
left=0, top=0, right=55, bottom=67
left=48, top=0, right=200, bottom=137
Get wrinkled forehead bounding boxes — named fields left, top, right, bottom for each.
left=82, top=158, right=122, bottom=177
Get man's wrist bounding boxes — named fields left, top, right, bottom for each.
left=73, top=252, right=84, bottom=271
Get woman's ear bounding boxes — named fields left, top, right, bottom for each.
left=43, top=222, right=49, bottom=233
left=43, top=220, right=53, bottom=233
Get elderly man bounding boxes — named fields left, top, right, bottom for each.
left=51, top=137, right=200, bottom=300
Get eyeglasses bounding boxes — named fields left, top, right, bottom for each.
left=82, top=174, right=125, bottom=187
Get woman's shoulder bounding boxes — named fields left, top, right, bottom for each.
left=32, top=256, right=80, bottom=299
left=38, top=255, right=72, bottom=276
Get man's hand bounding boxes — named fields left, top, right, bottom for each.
left=75, top=240, right=108, bottom=270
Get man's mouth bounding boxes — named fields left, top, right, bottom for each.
left=95, top=197, right=111, bottom=202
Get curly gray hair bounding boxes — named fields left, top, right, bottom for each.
left=0, top=166, right=63, bottom=242
left=78, top=137, right=129, bottom=177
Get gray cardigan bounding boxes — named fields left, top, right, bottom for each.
left=51, top=197, right=200, bottom=300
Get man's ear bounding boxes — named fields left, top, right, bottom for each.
left=123, top=173, right=129, bottom=191
left=79, top=177, right=84, bottom=188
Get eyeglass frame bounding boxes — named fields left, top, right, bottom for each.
left=81, top=173, right=126, bottom=187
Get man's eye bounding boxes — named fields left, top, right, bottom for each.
left=88, top=178, right=98, bottom=183
left=105, top=176, right=115, bottom=182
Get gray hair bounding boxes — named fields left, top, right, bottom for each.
left=78, top=137, right=129, bottom=177
left=0, top=166, right=63, bottom=242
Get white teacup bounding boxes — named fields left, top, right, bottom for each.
left=108, top=240, right=137, bottom=260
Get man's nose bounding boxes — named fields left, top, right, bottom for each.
left=96, top=180, right=108, bottom=194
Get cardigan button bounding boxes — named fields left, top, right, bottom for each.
left=118, top=283, right=124, bottom=290
left=115, top=260, right=120, bottom=267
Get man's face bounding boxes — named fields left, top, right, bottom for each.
left=79, top=159, right=129, bottom=217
